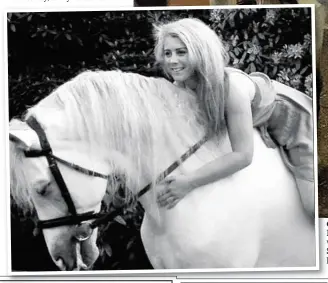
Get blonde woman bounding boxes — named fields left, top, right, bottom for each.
left=154, top=18, right=314, bottom=218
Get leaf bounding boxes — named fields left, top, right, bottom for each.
left=103, top=243, right=113, bottom=257
left=300, top=66, right=308, bottom=75
left=252, top=36, right=259, bottom=45
left=234, top=47, right=240, bottom=56
left=295, top=60, right=301, bottom=71
left=250, top=62, right=256, bottom=73
left=228, top=13, right=235, bottom=28
left=105, top=40, right=114, bottom=47
left=264, top=66, right=268, bottom=74
left=229, top=51, right=236, bottom=59
left=233, top=58, right=239, bottom=65
left=76, top=38, right=83, bottom=46
left=258, top=33, right=265, bottom=40
left=27, top=14, right=33, bottom=22
left=240, top=51, right=247, bottom=64
left=114, top=215, right=127, bottom=226
left=275, top=35, right=280, bottom=44
left=10, top=24, right=16, bottom=32
left=126, top=237, right=136, bottom=250
left=65, top=34, right=72, bottom=40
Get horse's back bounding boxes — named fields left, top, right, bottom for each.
left=141, top=130, right=315, bottom=269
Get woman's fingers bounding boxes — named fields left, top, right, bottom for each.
left=157, top=194, right=174, bottom=206
left=157, top=189, right=171, bottom=201
left=166, top=198, right=180, bottom=209
left=157, top=192, right=178, bottom=208
left=156, top=176, right=178, bottom=208
left=164, top=175, right=176, bottom=182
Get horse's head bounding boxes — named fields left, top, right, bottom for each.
left=9, top=118, right=112, bottom=270
left=9, top=70, right=207, bottom=271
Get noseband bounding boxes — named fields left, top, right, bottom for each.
left=18, top=116, right=208, bottom=242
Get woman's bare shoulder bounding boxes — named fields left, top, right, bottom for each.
left=225, top=69, right=255, bottom=106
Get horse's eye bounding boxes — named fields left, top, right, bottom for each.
left=36, top=182, right=51, bottom=196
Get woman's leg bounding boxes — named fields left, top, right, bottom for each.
left=281, top=146, right=315, bottom=218
left=268, top=96, right=315, bottom=218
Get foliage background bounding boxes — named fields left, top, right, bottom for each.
left=8, top=7, right=312, bottom=271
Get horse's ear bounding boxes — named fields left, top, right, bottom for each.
left=9, top=119, right=41, bottom=151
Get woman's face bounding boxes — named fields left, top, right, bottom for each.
left=163, top=35, right=195, bottom=84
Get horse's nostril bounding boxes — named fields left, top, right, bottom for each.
left=55, top=256, right=78, bottom=271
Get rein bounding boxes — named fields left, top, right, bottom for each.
left=20, top=116, right=209, bottom=240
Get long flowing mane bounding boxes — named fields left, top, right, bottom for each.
left=11, top=70, right=225, bottom=214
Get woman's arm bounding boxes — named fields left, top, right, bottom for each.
left=157, top=73, right=256, bottom=208
left=187, top=72, right=255, bottom=188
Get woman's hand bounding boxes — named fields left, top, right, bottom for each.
left=156, top=175, right=194, bottom=209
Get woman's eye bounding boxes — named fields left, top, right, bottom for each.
left=177, top=50, right=187, bottom=56
left=164, top=51, right=171, bottom=57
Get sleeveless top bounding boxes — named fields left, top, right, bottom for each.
left=174, top=67, right=278, bottom=132
left=224, top=67, right=277, bottom=127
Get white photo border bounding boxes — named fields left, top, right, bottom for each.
left=5, top=3, right=319, bottom=276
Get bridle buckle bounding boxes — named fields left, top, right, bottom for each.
left=74, top=222, right=93, bottom=242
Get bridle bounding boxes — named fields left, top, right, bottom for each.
left=12, top=115, right=209, bottom=242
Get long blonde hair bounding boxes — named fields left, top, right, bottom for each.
left=154, top=17, right=229, bottom=135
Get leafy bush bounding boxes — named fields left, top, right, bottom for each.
left=8, top=10, right=210, bottom=119
left=210, top=7, right=312, bottom=95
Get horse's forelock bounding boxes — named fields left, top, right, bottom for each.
left=9, top=141, right=35, bottom=216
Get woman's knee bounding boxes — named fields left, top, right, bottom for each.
left=296, top=178, right=315, bottom=218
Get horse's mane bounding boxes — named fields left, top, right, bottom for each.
left=11, top=70, right=219, bottom=214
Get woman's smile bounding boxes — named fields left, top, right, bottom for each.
left=163, top=36, right=194, bottom=84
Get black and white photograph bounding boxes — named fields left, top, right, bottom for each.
left=7, top=4, right=317, bottom=274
